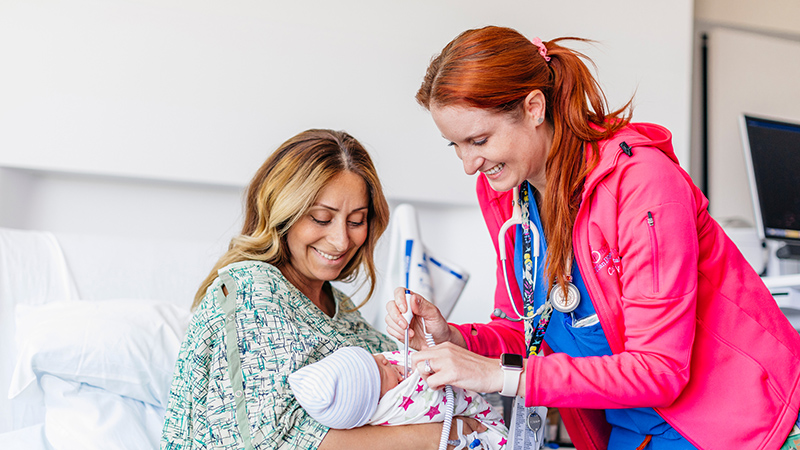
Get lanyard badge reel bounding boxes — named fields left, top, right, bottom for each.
left=509, top=399, right=547, bottom=449
left=501, top=353, right=547, bottom=449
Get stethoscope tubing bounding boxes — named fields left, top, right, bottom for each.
left=496, top=185, right=578, bottom=322
left=497, top=186, right=541, bottom=322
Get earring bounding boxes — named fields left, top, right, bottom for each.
left=537, top=117, right=544, bottom=125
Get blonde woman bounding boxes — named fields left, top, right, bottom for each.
left=162, top=129, right=482, bottom=450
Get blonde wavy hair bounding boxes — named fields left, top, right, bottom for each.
left=193, top=129, right=390, bottom=310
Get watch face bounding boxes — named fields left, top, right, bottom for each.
left=501, top=353, right=523, bottom=368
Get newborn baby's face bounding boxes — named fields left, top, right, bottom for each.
left=374, top=354, right=404, bottom=398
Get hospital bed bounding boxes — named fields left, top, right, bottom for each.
left=0, top=164, right=240, bottom=449
left=0, top=225, right=470, bottom=449
left=0, top=226, right=223, bottom=449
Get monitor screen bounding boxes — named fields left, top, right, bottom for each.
left=741, top=114, right=800, bottom=244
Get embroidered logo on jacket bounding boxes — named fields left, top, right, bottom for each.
left=592, top=245, right=621, bottom=276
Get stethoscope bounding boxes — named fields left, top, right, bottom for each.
left=492, top=185, right=581, bottom=322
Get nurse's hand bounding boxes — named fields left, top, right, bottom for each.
left=385, top=288, right=461, bottom=350
left=412, top=342, right=505, bottom=394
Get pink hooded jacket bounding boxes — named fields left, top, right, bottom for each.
left=453, top=123, right=800, bottom=449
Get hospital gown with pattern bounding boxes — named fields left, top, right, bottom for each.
left=160, top=261, right=396, bottom=450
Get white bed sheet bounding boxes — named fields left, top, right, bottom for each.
left=0, top=424, right=49, bottom=450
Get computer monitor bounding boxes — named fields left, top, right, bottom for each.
left=740, top=114, right=800, bottom=260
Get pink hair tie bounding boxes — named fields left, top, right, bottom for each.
left=532, top=37, right=550, bottom=62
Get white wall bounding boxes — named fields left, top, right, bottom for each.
left=0, top=1, right=694, bottom=326
left=693, top=0, right=800, bottom=225
left=0, top=168, right=497, bottom=325
left=705, top=29, right=800, bottom=225
left=0, top=168, right=243, bottom=242
left=695, top=0, right=800, bottom=37
left=0, top=0, right=694, bottom=205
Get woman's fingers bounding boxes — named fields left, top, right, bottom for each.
left=412, top=344, right=451, bottom=389
left=384, top=299, right=406, bottom=340
left=386, top=289, right=434, bottom=350
left=386, top=287, right=439, bottom=330
left=393, top=287, right=445, bottom=323
left=416, top=359, right=434, bottom=376
left=412, top=342, right=502, bottom=393
left=391, top=286, right=416, bottom=328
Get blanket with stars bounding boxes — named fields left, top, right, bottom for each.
left=369, top=350, right=509, bottom=449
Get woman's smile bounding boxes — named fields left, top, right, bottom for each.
left=313, top=247, right=346, bottom=262
left=482, top=162, right=505, bottom=177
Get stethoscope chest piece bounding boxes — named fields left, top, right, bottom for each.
left=549, top=282, right=580, bottom=313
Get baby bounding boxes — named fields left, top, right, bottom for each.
left=288, top=346, right=508, bottom=449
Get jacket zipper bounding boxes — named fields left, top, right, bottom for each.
left=646, top=211, right=659, bottom=292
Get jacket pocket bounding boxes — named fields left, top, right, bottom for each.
left=631, top=202, right=697, bottom=299
left=646, top=211, right=659, bottom=293
left=564, top=317, right=611, bottom=357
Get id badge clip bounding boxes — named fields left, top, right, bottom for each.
left=508, top=397, right=547, bottom=449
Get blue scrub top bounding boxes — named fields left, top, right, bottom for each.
left=513, top=184, right=696, bottom=449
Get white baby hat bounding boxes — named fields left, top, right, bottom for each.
left=288, top=346, right=380, bottom=429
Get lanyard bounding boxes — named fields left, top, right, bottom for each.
left=520, top=182, right=553, bottom=357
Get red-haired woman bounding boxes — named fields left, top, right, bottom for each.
left=386, top=26, right=800, bottom=450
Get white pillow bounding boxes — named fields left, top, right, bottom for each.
left=9, top=299, right=191, bottom=408
left=41, top=374, right=164, bottom=450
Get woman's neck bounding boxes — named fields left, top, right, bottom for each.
left=277, top=264, right=336, bottom=317
left=527, top=173, right=547, bottom=195
left=524, top=184, right=547, bottom=232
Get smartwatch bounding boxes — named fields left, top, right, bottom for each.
left=500, top=353, right=524, bottom=397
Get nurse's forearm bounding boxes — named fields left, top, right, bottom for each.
left=448, top=324, right=468, bottom=348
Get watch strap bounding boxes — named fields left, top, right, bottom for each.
left=501, top=366, right=522, bottom=397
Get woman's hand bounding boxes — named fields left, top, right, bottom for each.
left=385, top=287, right=454, bottom=350
left=411, top=342, right=505, bottom=394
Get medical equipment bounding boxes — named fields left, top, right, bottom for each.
left=386, top=204, right=470, bottom=322
left=402, top=239, right=456, bottom=450
left=402, top=240, right=414, bottom=379
left=423, top=324, right=456, bottom=450
left=494, top=186, right=540, bottom=322
left=494, top=185, right=553, bottom=450
left=494, top=185, right=580, bottom=322
left=549, top=273, right=581, bottom=313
